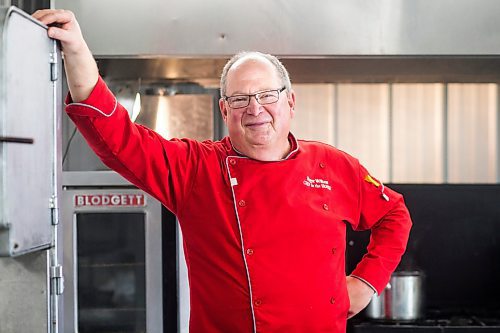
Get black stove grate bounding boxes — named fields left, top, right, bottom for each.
left=351, top=309, right=500, bottom=332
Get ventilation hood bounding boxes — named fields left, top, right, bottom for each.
left=55, top=0, right=500, bottom=57
left=54, top=0, right=500, bottom=85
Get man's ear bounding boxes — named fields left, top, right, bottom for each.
left=219, top=98, right=228, bottom=122
left=288, top=90, right=296, bottom=118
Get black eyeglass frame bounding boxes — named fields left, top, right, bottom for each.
left=224, top=86, right=287, bottom=109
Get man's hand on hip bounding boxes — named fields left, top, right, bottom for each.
left=346, top=275, right=375, bottom=319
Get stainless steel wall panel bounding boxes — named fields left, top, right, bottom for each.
left=290, top=82, right=499, bottom=184
left=54, top=0, right=500, bottom=57
left=62, top=120, right=110, bottom=172
left=291, top=84, right=335, bottom=145
left=138, top=94, right=214, bottom=141
left=336, top=84, right=390, bottom=181
left=0, top=250, right=50, bottom=333
left=392, top=84, right=445, bottom=183
left=447, top=84, right=498, bottom=183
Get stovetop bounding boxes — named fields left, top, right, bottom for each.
left=351, top=309, right=500, bottom=332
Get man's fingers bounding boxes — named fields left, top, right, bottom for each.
left=32, top=9, right=85, bottom=52
left=32, top=9, right=51, bottom=20
left=347, top=305, right=358, bottom=319
left=47, top=26, right=69, bottom=41
left=32, top=9, right=75, bottom=27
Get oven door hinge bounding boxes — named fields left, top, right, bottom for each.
left=50, top=195, right=59, bottom=225
left=49, top=51, right=58, bottom=82
left=50, top=265, right=64, bottom=296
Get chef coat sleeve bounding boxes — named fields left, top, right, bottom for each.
left=64, top=76, right=200, bottom=215
left=349, top=164, right=412, bottom=294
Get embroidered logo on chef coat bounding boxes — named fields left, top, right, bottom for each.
left=303, top=176, right=332, bottom=191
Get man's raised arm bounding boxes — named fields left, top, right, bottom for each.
left=33, top=9, right=98, bottom=102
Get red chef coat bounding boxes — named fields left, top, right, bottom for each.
left=66, top=77, right=412, bottom=333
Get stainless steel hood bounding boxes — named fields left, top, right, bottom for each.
left=53, top=0, right=500, bottom=84
left=55, top=0, right=500, bottom=57
left=97, top=57, right=500, bottom=85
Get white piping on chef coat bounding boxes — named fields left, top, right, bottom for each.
left=66, top=97, right=118, bottom=117
left=224, top=135, right=300, bottom=332
left=226, top=155, right=257, bottom=333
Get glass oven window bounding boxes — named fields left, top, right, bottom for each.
left=76, top=212, right=146, bottom=333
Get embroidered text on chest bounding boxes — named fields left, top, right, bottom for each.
left=303, top=176, right=332, bottom=191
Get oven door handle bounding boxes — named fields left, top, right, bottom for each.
left=0, top=136, right=34, bottom=144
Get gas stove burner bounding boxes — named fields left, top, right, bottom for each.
left=352, top=309, right=500, bottom=332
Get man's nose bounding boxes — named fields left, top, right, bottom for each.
left=246, top=96, right=263, bottom=116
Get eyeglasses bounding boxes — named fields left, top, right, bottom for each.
left=224, top=87, right=286, bottom=109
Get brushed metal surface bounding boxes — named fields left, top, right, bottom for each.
left=0, top=250, right=50, bottom=333
left=0, top=6, right=61, bottom=256
left=62, top=170, right=133, bottom=187
left=54, top=0, right=500, bottom=57
left=97, top=57, right=500, bottom=84
left=366, top=272, right=424, bottom=321
left=138, top=94, right=214, bottom=141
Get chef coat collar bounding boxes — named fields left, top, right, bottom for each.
left=223, top=133, right=300, bottom=161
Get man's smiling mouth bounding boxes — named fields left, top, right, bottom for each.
left=245, top=121, right=269, bottom=128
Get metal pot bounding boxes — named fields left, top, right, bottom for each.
left=365, top=270, right=424, bottom=321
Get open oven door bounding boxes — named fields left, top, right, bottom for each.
left=0, top=6, right=63, bottom=333
left=0, top=6, right=62, bottom=257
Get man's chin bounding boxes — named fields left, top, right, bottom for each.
left=244, top=134, right=272, bottom=147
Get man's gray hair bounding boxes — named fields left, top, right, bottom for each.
left=220, top=51, right=292, bottom=97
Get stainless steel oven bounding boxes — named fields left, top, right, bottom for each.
left=59, top=171, right=186, bottom=333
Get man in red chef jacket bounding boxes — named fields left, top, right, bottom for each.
left=34, top=9, right=411, bottom=333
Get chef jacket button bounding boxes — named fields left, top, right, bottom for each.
left=229, top=159, right=236, bottom=165
left=246, top=248, right=254, bottom=255
left=323, top=203, right=329, bottom=210
left=330, top=297, right=336, bottom=304
left=319, top=162, right=325, bottom=168
left=238, top=200, right=246, bottom=207
left=331, top=247, right=337, bottom=255
left=254, top=299, right=262, bottom=307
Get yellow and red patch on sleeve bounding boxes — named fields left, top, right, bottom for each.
left=364, top=174, right=380, bottom=187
